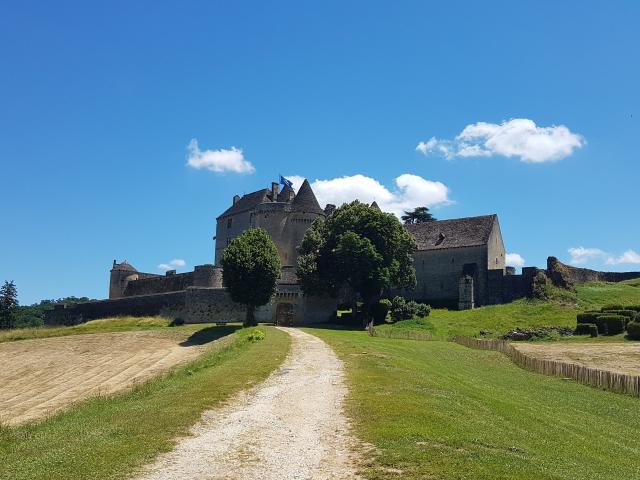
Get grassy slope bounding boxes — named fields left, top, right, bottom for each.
left=310, top=328, right=640, bottom=480
left=0, top=326, right=290, bottom=480
left=377, top=280, right=640, bottom=339
left=0, top=316, right=212, bottom=343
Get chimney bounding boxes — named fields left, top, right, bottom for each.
left=233, top=194, right=240, bottom=204
left=271, top=182, right=279, bottom=199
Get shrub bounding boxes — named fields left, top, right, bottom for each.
left=415, top=302, right=431, bottom=318
left=626, top=305, right=640, bottom=312
left=588, top=324, right=598, bottom=337
left=627, top=322, right=640, bottom=340
left=247, top=329, right=266, bottom=342
left=598, top=315, right=626, bottom=335
left=390, top=296, right=431, bottom=322
left=577, top=313, right=600, bottom=324
left=575, top=323, right=596, bottom=335
left=611, top=310, right=639, bottom=322
left=601, top=304, right=624, bottom=311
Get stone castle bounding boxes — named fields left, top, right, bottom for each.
left=46, top=177, right=576, bottom=326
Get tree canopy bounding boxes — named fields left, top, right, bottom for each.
left=401, top=206, right=436, bottom=224
left=297, top=201, right=417, bottom=312
left=222, top=228, right=281, bottom=326
left=0, top=280, right=18, bottom=329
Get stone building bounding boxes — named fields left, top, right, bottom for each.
left=46, top=178, right=543, bottom=327
left=403, top=215, right=507, bottom=308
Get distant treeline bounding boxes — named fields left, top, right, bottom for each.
left=16, top=297, right=96, bottom=328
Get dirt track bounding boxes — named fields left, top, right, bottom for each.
left=136, top=327, right=361, bottom=480
left=513, top=342, right=640, bottom=375
left=0, top=331, right=205, bottom=426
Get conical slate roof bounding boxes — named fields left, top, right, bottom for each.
left=370, top=201, right=381, bottom=210
left=292, top=179, right=324, bottom=214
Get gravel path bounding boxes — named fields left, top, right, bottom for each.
left=136, top=327, right=361, bottom=480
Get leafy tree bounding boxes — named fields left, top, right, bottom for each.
left=297, top=201, right=417, bottom=325
left=222, top=228, right=281, bottom=327
left=401, top=206, right=436, bottom=224
left=0, top=280, right=18, bottom=329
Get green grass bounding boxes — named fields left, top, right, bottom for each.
left=375, top=280, right=640, bottom=339
left=0, top=316, right=215, bottom=343
left=308, top=328, right=640, bottom=480
left=0, top=325, right=290, bottom=480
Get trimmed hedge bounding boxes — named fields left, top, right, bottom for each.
left=577, top=313, right=600, bottom=324
left=627, top=321, right=640, bottom=340
left=625, top=305, right=640, bottom=312
left=598, top=315, right=626, bottom=335
left=602, top=304, right=625, bottom=311
left=575, top=323, right=597, bottom=336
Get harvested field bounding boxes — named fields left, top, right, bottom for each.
left=0, top=330, right=210, bottom=425
left=512, top=342, right=640, bottom=376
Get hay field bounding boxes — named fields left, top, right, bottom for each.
left=513, top=342, right=640, bottom=376
left=0, top=331, right=207, bottom=425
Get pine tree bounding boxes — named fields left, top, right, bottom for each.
left=401, top=206, right=436, bottom=224
left=0, top=280, right=18, bottom=329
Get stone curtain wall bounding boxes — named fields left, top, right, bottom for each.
left=121, top=265, right=222, bottom=297
left=45, top=287, right=243, bottom=326
left=547, top=257, right=640, bottom=288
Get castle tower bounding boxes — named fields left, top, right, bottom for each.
left=109, top=260, right=139, bottom=299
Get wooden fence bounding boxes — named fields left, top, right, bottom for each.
left=453, top=336, right=640, bottom=397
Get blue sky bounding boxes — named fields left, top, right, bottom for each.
left=1, top=1, right=638, bottom=304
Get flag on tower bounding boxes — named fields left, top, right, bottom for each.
left=279, top=175, right=293, bottom=188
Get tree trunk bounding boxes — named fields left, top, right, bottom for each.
left=244, top=305, right=257, bottom=327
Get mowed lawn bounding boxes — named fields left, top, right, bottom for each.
left=309, top=328, right=640, bottom=480
left=0, top=326, right=290, bottom=480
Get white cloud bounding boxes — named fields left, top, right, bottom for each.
left=285, top=173, right=452, bottom=218
left=417, top=118, right=585, bottom=163
left=606, top=250, right=640, bottom=265
left=186, top=138, right=255, bottom=174
left=568, top=247, right=608, bottom=265
left=158, top=259, right=187, bottom=271
left=506, top=253, right=525, bottom=268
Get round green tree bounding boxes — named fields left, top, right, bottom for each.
left=222, top=229, right=281, bottom=327
left=297, top=201, right=416, bottom=325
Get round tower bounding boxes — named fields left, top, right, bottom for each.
left=109, top=260, right=139, bottom=299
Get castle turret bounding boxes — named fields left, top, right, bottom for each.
left=109, top=260, right=139, bottom=299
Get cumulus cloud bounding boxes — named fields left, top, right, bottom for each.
left=506, top=253, right=525, bottom=268
left=186, top=138, right=255, bottom=174
left=417, top=118, right=585, bottom=163
left=158, top=259, right=187, bottom=271
left=568, top=247, right=608, bottom=265
left=285, top=173, right=452, bottom=218
left=606, top=250, right=640, bottom=265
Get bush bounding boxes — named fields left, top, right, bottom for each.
left=609, top=310, right=639, bottom=322
left=601, top=304, right=624, bottom=311
left=577, top=313, right=599, bottom=324
left=247, top=329, right=266, bottom=342
left=626, top=305, right=640, bottom=312
left=575, top=323, right=596, bottom=335
left=415, top=303, right=431, bottom=318
left=588, top=324, right=599, bottom=337
left=598, top=315, right=626, bottom=335
left=390, top=296, right=431, bottom=322
left=627, top=321, right=640, bottom=340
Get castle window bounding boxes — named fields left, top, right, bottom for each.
left=435, top=233, right=445, bottom=246
left=495, top=258, right=498, bottom=265
left=227, top=218, right=232, bottom=229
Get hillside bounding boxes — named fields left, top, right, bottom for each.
left=376, top=280, right=640, bottom=339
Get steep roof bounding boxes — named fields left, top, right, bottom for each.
left=277, top=184, right=295, bottom=202
left=405, top=214, right=497, bottom=251
left=292, top=179, right=324, bottom=214
left=217, top=189, right=270, bottom=219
